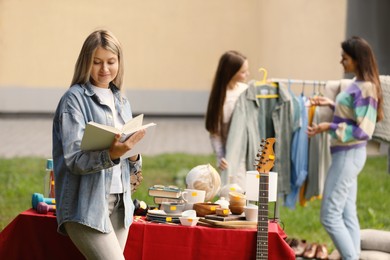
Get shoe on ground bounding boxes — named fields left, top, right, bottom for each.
left=328, top=248, right=341, bottom=260
left=316, top=244, right=328, bottom=260
left=303, top=243, right=318, bottom=259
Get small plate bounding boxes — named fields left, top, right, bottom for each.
left=147, top=209, right=183, bottom=217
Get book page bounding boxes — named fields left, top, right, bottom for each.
left=120, top=123, right=156, bottom=159
left=88, top=121, right=120, bottom=134
left=121, top=114, right=144, bottom=134
left=120, top=122, right=157, bottom=142
left=80, top=122, right=120, bottom=151
left=80, top=114, right=156, bottom=158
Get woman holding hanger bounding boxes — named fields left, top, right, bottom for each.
left=205, top=50, right=249, bottom=189
left=307, top=36, right=383, bottom=260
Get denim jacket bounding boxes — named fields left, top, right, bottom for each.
left=224, top=82, right=293, bottom=195
left=52, top=82, right=141, bottom=235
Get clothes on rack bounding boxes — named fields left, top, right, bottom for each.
left=284, top=91, right=331, bottom=208
left=223, top=80, right=293, bottom=194
left=373, top=75, right=390, bottom=143
left=285, top=94, right=309, bottom=209
left=222, top=75, right=389, bottom=208
left=300, top=106, right=331, bottom=206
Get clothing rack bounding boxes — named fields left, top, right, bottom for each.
left=269, top=78, right=327, bottom=86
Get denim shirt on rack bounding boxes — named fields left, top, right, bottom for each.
left=52, top=82, right=141, bottom=235
left=224, top=82, right=293, bottom=195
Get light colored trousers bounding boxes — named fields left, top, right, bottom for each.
left=320, top=146, right=366, bottom=260
left=64, top=194, right=129, bottom=260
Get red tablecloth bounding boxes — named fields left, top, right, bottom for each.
left=0, top=209, right=294, bottom=260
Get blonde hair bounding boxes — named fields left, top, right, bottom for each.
left=71, top=30, right=124, bottom=89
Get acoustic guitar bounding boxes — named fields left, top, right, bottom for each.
left=255, top=138, right=276, bottom=260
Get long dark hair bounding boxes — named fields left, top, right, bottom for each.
left=205, top=50, right=247, bottom=134
left=342, top=36, right=383, bottom=121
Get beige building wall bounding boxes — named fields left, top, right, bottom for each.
left=0, top=0, right=347, bottom=115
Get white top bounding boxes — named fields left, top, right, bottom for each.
left=223, top=82, right=248, bottom=124
left=92, top=85, right=124, bottom=194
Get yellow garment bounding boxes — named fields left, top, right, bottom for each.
left=299, top=101, right=319, bottom=207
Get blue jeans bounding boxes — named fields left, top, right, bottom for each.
left=320, top=146, right=366, bottom=260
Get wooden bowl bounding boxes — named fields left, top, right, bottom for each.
left=193, top=203, right=221, bottom=217
left=229, top=191, right=246, bottom=201
left=229, top=204, right=244, bottom=215
left=229, top=199, right=246, bottom=207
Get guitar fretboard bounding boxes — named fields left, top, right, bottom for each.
left=256, top=173, right=269, bottom=260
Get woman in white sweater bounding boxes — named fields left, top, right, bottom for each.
left=205, top=51, right=249, bottom=186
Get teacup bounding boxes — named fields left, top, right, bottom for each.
left=182, top=189, right=206, bottom=204
left=244, top=204, right=258, bottom=221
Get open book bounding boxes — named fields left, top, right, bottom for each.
left=80, top=114, right=156, bottom=159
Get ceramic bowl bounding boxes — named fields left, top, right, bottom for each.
left=179, top=216, right=199, bottom=227
left=182, top=210, right=197, bottom=218
left=161, top=202, right=185, bottom=214
left=193, top=202, right=221, bottom=217
left=244, top=204, right=258, bottom=221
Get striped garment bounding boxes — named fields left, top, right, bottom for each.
left=329, top=80, right=378, bottom=153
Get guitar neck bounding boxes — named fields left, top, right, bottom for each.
left=255, top=137, right=275, bottom=260
left=256, top=173, right=269, bottom=260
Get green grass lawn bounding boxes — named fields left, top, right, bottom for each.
left=1, top=154, right=389, bottom=252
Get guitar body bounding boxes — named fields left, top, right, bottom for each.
left=255, top=138, right=276, bottom=260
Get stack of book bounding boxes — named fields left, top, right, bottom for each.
left=148, top=185, right=182, bottom=204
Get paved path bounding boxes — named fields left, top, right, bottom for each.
left=0, top=116, right=213, bottom=158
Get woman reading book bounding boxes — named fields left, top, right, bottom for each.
left=52, top=29, right=145, bottom=259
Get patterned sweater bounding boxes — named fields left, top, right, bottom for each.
left=329, top=80, right=378, bottom=153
